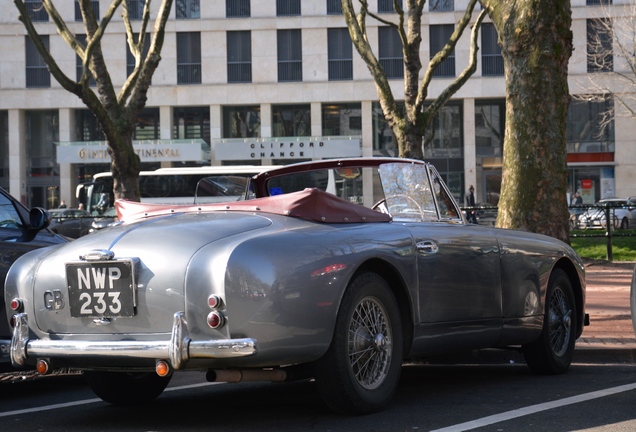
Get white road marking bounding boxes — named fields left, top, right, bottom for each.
left=429, top=382, right=636, bottom=432
left=0, top=381, right=222, bottom=418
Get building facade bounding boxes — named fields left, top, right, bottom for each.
left=0, top=0, right=633, bottom=208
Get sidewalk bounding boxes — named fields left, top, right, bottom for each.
left=575, top=260, right=636, bottom=363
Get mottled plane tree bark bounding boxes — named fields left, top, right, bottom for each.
left=482, top=0, right=573, bottom=242
left=342, top=0, right=487, bottom=160
left=14, top=0, right=173, bottom=202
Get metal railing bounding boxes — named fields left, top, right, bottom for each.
left=461, top=203, right=636, bottom=261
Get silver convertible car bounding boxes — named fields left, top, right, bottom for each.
left=6, top=158, right=586, bottom=414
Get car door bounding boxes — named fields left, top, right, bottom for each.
left=410, top=222, right=502, bottom=324
left=378, top=163, right=502, bottom=327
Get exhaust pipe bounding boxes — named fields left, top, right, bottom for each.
left=206, top=369, right=288, bottom=383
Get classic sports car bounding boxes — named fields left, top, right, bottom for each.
left=5, top=158, right=587, bottom=414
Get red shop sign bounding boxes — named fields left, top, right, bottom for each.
left=581, top=179, right=593, bottom=189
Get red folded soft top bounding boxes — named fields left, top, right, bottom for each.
left=115, top=188, right=391, bottom=224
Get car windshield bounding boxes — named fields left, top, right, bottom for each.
left=194, top=175, right=252, bottom=204
left=257, top=161, right=461, bottom=222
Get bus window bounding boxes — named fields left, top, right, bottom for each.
left=77, top=166, right=277, bottom=214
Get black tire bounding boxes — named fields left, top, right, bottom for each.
left=84, top=371, right=171, bottom=405
left=522, top=269, right=576, bottom=374
left=621, top=218, right=629, bottom=230
left=314, top=272, right=403, bottom=415
left=630, top=265, right=636, bottom=338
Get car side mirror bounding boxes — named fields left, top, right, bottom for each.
left=29, top=207, right=51, bottom=230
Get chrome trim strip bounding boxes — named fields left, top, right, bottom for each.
left=80, top=249, right=115, bottom=261
left=10, top=312, right=257, bottom=370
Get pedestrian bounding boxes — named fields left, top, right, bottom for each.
left=78, top=203, right=85, bottom=211
left=58, top=200, right=67, bottom=209
left=571, top=191, right=583, bottom=205
left=464, top=184, right=477, bottom=224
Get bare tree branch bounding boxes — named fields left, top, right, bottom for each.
left=575, top=1, right=636, bottom=129
left=342, top=0, right=482, bottom=159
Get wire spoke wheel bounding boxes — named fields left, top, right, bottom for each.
left=314, top=272, right=402, bottom=414
left=547, top=287, right=572, bottom=358
left=523, top=268, right=577, bottom=375
left=348, top=297, right=392, bottom=390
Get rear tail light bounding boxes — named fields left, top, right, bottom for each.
left=10, top=298, right=23, bottom=312
left=207, top=311, right=225, bottom=329
left=208, top=295, right=223, bottom=309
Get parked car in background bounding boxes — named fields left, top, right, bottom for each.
left=48, top=208, right=93, bottom=238
left=5, top=158, right=586, bottom=414
left=598, top=197, right=636, bottom=230
left=0, top=187, right=68, bottom=370
left=88, top=207, right=117, bottom=233
left=574, top=197, right=636, bottom=230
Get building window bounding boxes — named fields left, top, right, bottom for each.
left=126, top=33, right=151, bottom=76
left=475, top=100, right=505, bottom=157
left=75, top=109, right=105, bottom=142
left=75, top=0, right=99, bottom=21
left=481, top=23, right=503, bottom=76
left=227, top=31, right=252, bottom=83
left=223, top=106, right=260, bottom=138
left=378, top=0, right=401, bottom=13
left=429, top=0, right=454, bottom=11
left=278, top=30, right=302, bottom=82
left=566, top=97, right=614, bottom=153
left=177, top=32, right=202, bottom=84
left=372, top=101, right=402, bottom=157
left=327, top=0, right=342, bottom=14
left=174, top=107, right=211, bottom=145
left=322, top=103, right=362, bottom=136
left=133, top=108, right=160, bottom=140
left=587, top=18, right=613, bottom=73
left=227, top=0, right=250, bottom=17
left=176, top=0, right=200, bottom=19
left=328, top=28, right=353, bottom=81
left=272, top=105, right=310, bottom=137
left=424, top=102, right=463, bottom=159
left=126, top=0, right=144, bottom=20
left=277, top=0, right=300, bottom=16
left=475, top=99, right=505, bottom=206
left=430, top=24, right=455, bottom=77
left=586, top=0, right=612, bottom=5
left=26, top=110, right=59, bottom=179
left=26, top=36, right=50, bottom=88
left=76, top=35, right=96, bottom=86
left=25, top=0, right=48, bottom=21
left=424, top=101, right=464, bottom=201
left=379, top=27, right=403, bottom=79
left=26, top=109, right=59, bottom=208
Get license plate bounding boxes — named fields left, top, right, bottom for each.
left=66, top=260, right=136, bottom=318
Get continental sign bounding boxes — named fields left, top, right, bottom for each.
left=56, top=140, right=209, bottom=164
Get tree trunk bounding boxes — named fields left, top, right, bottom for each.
left=105, top=128, right=141, bottom=202
left=487, top=0, right=573, bottom=243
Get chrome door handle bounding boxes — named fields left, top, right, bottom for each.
left=416, top=240, right=439, bottom=254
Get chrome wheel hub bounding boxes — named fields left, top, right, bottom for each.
left=348, top=297, right=392, bottom=390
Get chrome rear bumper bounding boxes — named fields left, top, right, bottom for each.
left=11, top=312, right=257, bottom=369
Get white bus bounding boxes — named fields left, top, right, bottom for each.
left=76, top=165, right=277, bottom=216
